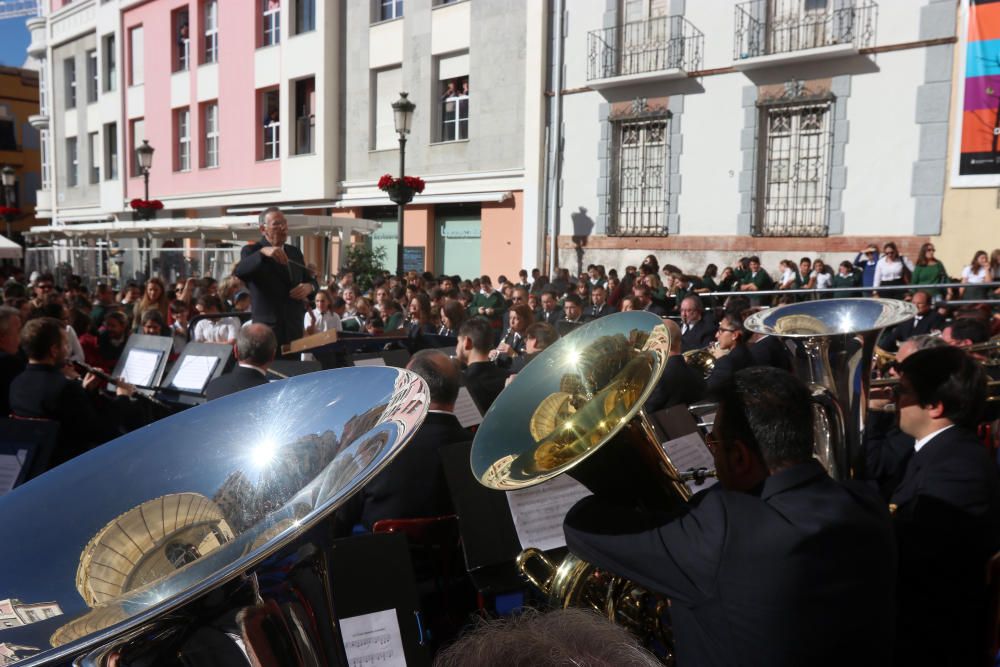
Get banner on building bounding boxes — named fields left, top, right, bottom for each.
left=953, top=0, right=1000, bottom=187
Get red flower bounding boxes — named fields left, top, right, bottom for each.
left=130, top=198, right=164, bottom=210
left=377, top=174, right=394, bottom=189
left=377, top=174, right=426, bottom=194
left=0, top=206, right=20, bottom=217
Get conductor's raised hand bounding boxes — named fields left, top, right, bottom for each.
left=261, top=245, right=289, bottom=265
left=289, top=283, right=312, bottom=300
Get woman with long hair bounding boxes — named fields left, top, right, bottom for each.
left=131, top=277, right=169, bottom=331
left=872, top=242, right=913, bottom=299
left=990, top=249, right=1000, bottom=296
left=961, top=249, right=990, bottom=300
left=911, top=242, right=948, bottom=298
left=492, top=303, right=534, bottom=361
left=304, top=289, right=342, bottom=335
left=408, top=292, right=436, bottom=335
left=438, top=299, right=467, bottom=337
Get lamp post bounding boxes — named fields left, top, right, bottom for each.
left=136, top=140, right=154, bottom=203
left=0, top=166, right=15, bottom=239
left=391, top=92, right=415, bottom=277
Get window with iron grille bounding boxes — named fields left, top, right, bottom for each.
left=754, top=101, right=833, bottom=237
left=609, top=116, right=670, bottom=236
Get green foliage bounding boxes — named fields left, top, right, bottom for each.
left=345, top=243, right=387, bottom=291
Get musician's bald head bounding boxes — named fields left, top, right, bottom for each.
left=236, top=323, right=277, bottom=368
left=407, top=349, right=460, bottom=410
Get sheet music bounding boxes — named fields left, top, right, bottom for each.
left=0, top=449, right=27, bottom=494
left=169, top=355, right=220, bottom=393
left=119, top=349, right=161, bottom=388
left=339, top=608, right=406, bottom=667
left=354, top=357, right=386, bottom=367
left=662, top=431, right=718, bottom=494
left=506, top=475, right=591, bottom=551
left=453, top=386, right=482, bottom=428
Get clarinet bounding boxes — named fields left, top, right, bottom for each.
left=71, top=360, right=173, bottom=411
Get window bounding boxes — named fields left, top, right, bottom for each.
left=609, top=117, right=670, bottom=236
left=203, top=0, right=218, bottom=63
left=203, top=102, right=219, bottom=167
left=88, top=131, right=100, bottom=183
left=130, top=118, right=145, bottom=176
left=173, top=8, right=190, bottom=72
left=294, top=77, right=314, bottom=154
left=260, top=89, right=279, bottom=160
left=86, top=49, right=98, bottom=103
left=0, top=106, right=15, bottom=151
left=175, top=108, right=191, bottom=171
left=379, top=0, right=403, bottom=21
left=437, top=52, right=468, bottom=141
left=102, top=34, right=116, bottom=92
left=262, top=0, right=280, bottom=46
left=66, top=137, right=78, bottom=187
left=372, top=66, right=401, bottom=150
left=128, top=25, right=144, bottom=85
left=295, top=0, right=315, bottom=33
left=104, top=122, right=118, bottom=180
left=754, top=101, right=832, bottom=236
left=40, top=130, right=50, bottom=188
left=38, top=58, right=47, bottom=115
left=64, top=57, right=76, bottom=109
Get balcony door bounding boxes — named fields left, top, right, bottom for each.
left=766, top=0, right=852, bottom=54
left=618, top=0, right=670, bottom=75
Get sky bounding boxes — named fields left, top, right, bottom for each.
left=0, top=18, right=30, bottom=69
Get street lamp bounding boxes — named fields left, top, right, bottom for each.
left=391, top=92, right=415, bottom=276
left=1, top=166, right=16, bottom=238
left=136, top=139, right=154, bottom=202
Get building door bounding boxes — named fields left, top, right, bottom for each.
left=434, top=211, right=480, bottom=279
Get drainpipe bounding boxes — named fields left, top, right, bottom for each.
left=545, top=0, right=565, bottom=277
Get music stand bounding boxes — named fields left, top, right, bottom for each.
left=157, top=342, right=231, bottom=407
left=109, top=334, right=173, bottom=393
left=269, top=359, right=322, bottom=377
left=353, top=349, right=410, bottom=369
left=0, top=418, right=59, bottom=491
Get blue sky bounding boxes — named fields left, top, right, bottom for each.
left=0, top=18, right=30, bottom=68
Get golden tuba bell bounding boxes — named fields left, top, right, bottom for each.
left=470, top=311, right=708, bottom=663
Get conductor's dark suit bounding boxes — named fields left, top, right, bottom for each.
left=234, top=238, right=311, bottom=347
left=889, top=426, right=1000, bottom=667
left=644, top=354, right=706, bottom=414
left=564, top=461, right=897, bottom=666
left=680, top=318, right=717, bottom=352
left=333, top=412, right=472, bottom=533
left=205, top=365, right=269, bottom=401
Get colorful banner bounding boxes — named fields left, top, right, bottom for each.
left=953, top=0, right=1000, bottom=186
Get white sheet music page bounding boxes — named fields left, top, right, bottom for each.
left=119, top=349, right=161, bottom=388
left=339, top=608, right=406, bottom=667
left=170, top=355, right=220, bottom=392
left=453, top=386, right=482, bottom=428
left=662, top=431, right=718, bottom=494
left=506, top=475, right=591, bottom=552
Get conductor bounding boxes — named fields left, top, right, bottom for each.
left=234, top=207, right=314, bottom=347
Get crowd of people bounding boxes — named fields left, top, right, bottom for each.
left=2, top=212, right=999, bottom=665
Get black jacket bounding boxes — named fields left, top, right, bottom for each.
left=0, top=350, right=25, bottom=417
left=889, top=426, right=1000, bottom=667
left=463, top=361, right=510, bottom=413
left=234, top=237, right=312, bottom=346
left=749, top=335, right=793, bottom=372
left=705, top=343, right=755, bottom=392
left=680, top=318, right=717, bottom=352
left=880, top=311, right=947, bottom=351
left=538, top=308, right=563, bottom=326
left=644, top=354, right=706, bottom=414
left=586, top=303, right=617, bottom=320
left=333, top=412, right=472, bottom=533
left=564, top=461, right=897, bottom=666
left=205, top=365, right=270, bottom=401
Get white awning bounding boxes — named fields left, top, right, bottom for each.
left=25, top=215, right=381, bottom=240
left=0, top=234, right=22, bottom=259
left=334, top=191, right=513, bottom=208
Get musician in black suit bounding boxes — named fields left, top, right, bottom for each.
left=632, top=284, right=667, bottom=317
left=555, top=294, right=587, bottom=337
left=564, top=367, right=896, bottom=666
left=879, top=290, right=945, bottom=352
left=678, top=295, right=716, bottom=352
left=233, top=207, right=315, bottom=348
left=333, top=349, right=472, bottom=534
left=586, top=285, right=616, bottom=320
left=705, top=313, right=755, bottom=392
left=537, top=290, right=563, bottom=326
left=644, top=320, right=706, bottom=413
left=205, top=324, right=276, bottom=401
left=456, top=317, right=510, bottom=413
left=888, top=346, right=1000, bottom=667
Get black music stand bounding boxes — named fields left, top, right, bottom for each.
left=649, top=404, right=701, bottom=442
left=109, top=334, right=173, bottom=392
left=0, top=418, right=59, bottom=491
left=269, top=359, right=322, bottom=377
left=329, top=532, right=429, bottom=667
left=157, top=342, right=231, bottom=408
left=353, top=349, right=411, bottom=369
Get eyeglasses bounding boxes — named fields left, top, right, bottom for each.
left=926, top=248, right=936, bottom=252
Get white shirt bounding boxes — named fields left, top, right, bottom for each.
left=962, top=265, right=988, bottom=284
left=779, top=267, right=797, bottom=288
left=303, top=308, right=342, bottom=333
left=873, top=256, right=913, bottom=287
left=66, top=325, right=85, bottom=363
left=913, top=424, right=954, bottom=453
left=193, top=316, right=241, bottom=344
left=814, top=271, right=833, bottom=289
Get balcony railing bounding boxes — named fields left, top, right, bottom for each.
left=587, top=15, right=704, bottom=82
left=734, top=0, right=877, bottom=61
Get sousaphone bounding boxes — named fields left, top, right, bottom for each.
left=0, top=366, right=429, bottom=666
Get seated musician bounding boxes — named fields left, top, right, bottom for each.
left=704, top=312, right=754, bottom=392
left=10, top=317, right=138, bottom=468
left=563, top=367, right=896, bottom=665
left=456, top=317, right=510, bottom=413
left=332, top=349, right=472, bottom=535
left=884, top=346, right=1000, bottom=667
left=678, top=295, right=716, bottom=352
left=205, top=324, right=276, bottom=401
left=643, top=319, right=705, bottom=414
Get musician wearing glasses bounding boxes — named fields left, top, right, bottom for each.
left=705, top=312, right=754, bottom=392
left=234, top=206, right=316, bottom=348
left=885, top=347, right=1000, bottom=667
left=678, top=294, right=716, bottom=352
left=563, top=367, right=896, bottom=665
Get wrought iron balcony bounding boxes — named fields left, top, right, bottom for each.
left=587, top=15, right=704, bottom=87
left=734, top=0, right=877, bottom=63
